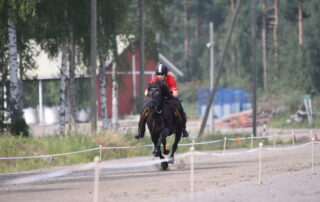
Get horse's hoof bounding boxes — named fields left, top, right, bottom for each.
left=168, top=157, right=174, bottom=164
left=161, top=162, right=169, bottom=170
left=152, top=150, right=160, bottom=157
left=163, top=149, right=170, bottom=155
left=134, top=134, right=141, bottom=139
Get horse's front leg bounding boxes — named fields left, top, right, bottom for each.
left=152, top=128, right=169, bottom=158
left=168, top=132, right=182, bottom=164
left=135, top=108, right=148, bottom=139
left=162, top=138, right=170, bottom=155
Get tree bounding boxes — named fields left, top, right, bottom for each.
left=90, top=0, right=97, bottom=133
left=2, top=0, right=39, bottom=136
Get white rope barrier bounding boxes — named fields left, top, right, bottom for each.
left=265, top=142, right=312, bottom=151
left=3, top=139, right=319, bottom=186
left=194, top=148, right=260, bottom=157
left=0, top=148, right=100, bottom=160
left=0, top=140, right=222, bottom=160
left=178, top=139, right=222, bottom=146
left=4, top=162, right=95, bottom=185
left=100, top=144, right=153, bottom=150
left=4, top=153, right=191, bottom=185
left=1, top=132, right=318, bottom=160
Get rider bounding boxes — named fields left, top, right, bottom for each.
left=144, top=63, right=189, bottom=138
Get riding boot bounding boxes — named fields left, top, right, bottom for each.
left=181, top=121, right=189, bottom=138
left=171, top=98, right=189, bottom=138
left=180, top=109, right=189, bottom=138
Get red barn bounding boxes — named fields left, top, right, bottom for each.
left=96, top=44, right=183, bottom=119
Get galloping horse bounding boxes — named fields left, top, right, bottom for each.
left=135, top=80, right=183, bottom=169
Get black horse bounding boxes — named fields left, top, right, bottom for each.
left=135, top=80, right=182, bottom=169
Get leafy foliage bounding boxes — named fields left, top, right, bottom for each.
left=10, top=116, right=29, bottom=137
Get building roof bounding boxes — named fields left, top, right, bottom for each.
left=25, top=37, right=184, bottom=79
left=159, top=53, right=183, bottom=77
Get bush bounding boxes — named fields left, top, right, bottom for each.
left=10, top=117, right=29, bottom=137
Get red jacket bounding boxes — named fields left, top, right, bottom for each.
left=150, top=74, right=178, bottom=94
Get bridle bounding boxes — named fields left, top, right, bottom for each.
left=147, top=88, right=163, bottom=114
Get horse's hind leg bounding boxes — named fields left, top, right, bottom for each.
left=168, top=132, right=182, bottom=164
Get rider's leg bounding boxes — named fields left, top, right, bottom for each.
left=135, top=108, right=148, bottom=139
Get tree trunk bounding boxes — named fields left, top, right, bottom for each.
left=68, top=29, right=76, bottom=132
left=262, top=0, right=268, bottom=91
left=251, top=0, right=257, bottom=137
left=183, top=0, right=189, bottom=79
left=230, top=0, right=235, bottom=11
left=60, top=43, right=67, bottom=137
left=111, top=61, right=118, bottom=129
left=298, top=0, right=303, bottom=45
left=273, top=0, right=279, bottom=58
left=8, top=18, right=21, bottom=120
left=99, top=54, right=109, bottom=129
left=139, top=0, right=145, bottom=109
left=111, top=36, right=119, bottom=129
left=90, top=0, right=97, bottom=133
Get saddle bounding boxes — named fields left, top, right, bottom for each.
left=140, top=99, right=183, bottom=124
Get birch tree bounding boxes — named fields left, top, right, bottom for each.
left=8, top=18, right=21, bottom=121
left=68, top=29, right=76, bottom=132
left=110, top=35, right=118, bottom=128
left=98, top=53, right=109, bottom=129
left=60, top=43, right=67, bottom=136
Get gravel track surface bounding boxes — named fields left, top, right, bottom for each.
left=1, top=143, right=320, bottom=202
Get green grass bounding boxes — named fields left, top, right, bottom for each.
left=182, top=101, right=198, bottom=119
left=268, top=115, right=320, bottom=129
left=0, top=130, right=307, bottom=173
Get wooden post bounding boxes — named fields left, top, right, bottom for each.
left=198, top=0, right=241, bottom=137
left=252, top=0, right=257, bottom=137
left=273, top=0, right=279, bottom=58
left=298, top=0, right=303, bottom=45
left=184, top=0, right=190, bottom=78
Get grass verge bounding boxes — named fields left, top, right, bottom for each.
left=0, top=130, right=303, bottom=173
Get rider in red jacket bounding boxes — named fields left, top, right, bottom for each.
left=144, top=64, right=189, bottom=137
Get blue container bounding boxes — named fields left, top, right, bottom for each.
left=198, top=87, right=252, bottom=118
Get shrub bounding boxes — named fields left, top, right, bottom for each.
left=10, top=117, right=29, bottom=137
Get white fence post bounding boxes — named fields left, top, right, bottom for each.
left=311, top=138, right=315, bottom=174
left=190, top=140, right=195, bottom=200
left=259, top=142, right=263, bottom=184
left=251, top=134, right=254, bottom=151
left=223, top=137, right=227, bottom=154
left=93, top=156, right=100, bottom=202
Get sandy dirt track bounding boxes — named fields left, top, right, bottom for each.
left=1, top=143, right=320, bottom=202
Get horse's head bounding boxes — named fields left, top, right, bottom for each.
left=145, top=80, right=170, bottom=112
